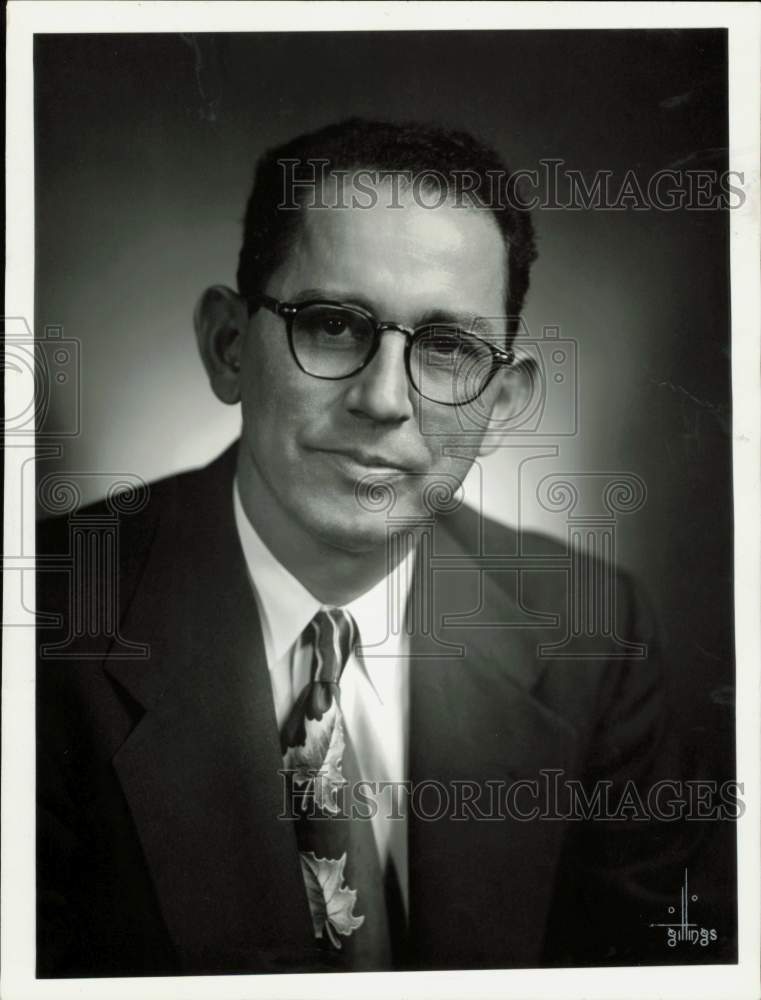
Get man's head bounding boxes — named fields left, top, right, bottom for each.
left=196, top=118, right=537, bottom=563
left=236, top=118, right=536, bottom=340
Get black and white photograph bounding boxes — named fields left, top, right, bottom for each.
left=3, top=3, right=760, bottom=998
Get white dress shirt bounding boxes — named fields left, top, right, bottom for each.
left=232, top=480, right=414, bottom=913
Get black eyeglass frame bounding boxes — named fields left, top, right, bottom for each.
left=246, top=292, right=514, bottom=406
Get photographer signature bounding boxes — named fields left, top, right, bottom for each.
left=650, top=869, right=717, bottom=948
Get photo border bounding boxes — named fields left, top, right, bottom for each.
left=4, top=3, right=759, bottom=998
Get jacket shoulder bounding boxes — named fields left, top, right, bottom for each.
left=37, top=447, right=234, bottom=567
left=444, top=499, right=567, bottom=556
left=36, top=448, right=237, bottom=668
left=444, top=499, right=648, bottom=611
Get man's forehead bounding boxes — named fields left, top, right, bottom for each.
left=308, top=195, right=469, bottom=253
left=273, top=180, right=507, bottom=314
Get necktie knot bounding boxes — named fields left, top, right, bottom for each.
left=307, top=608, right=357, bottom=685
left=281, top=608, right=357, bottom=754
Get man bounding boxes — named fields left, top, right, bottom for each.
left=37, top=118, right=685, bottom=977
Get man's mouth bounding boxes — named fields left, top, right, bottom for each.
left=313, top=447, right=418, bottom=476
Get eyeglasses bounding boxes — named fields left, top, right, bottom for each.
left=247, top=293, right=514, bottom=406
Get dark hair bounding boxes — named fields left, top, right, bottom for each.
left=237, top=117, right=537, bottom=340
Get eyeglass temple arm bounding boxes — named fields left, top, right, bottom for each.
left=246, top=292, right=296, bottom=317
left=493, top=347, right=515, bottom=366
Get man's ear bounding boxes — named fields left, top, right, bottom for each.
left=476, top=357, right=536, bottom=456
left=194, top=285, right=248, bottom=405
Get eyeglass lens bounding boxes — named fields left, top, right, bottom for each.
left=290, top=303, right=498, bottom=404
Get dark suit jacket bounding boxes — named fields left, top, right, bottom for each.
left=36, top=442, right=689, bottom=977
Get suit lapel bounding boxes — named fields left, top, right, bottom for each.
left=104, top=448, right=323, bottom=973
left=408, top=516, right=580, bottom=968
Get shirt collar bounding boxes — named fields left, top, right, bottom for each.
left=233, top=480, right=320, bottom=664
left=232, top=479, right=416, bottom=669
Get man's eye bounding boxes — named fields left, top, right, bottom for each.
left=424, top=329, right=470, bottom=356
left=428, top=334, right=460, bottom=354
left=320, top=316, right=349, bottom=337
left=298, top=309, right=360, bottom=340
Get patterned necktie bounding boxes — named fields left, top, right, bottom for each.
left=281, top=608, right=392, bottom=969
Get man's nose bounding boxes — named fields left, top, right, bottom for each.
left=344, top=329, right=414, bottom=423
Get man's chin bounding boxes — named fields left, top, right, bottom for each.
left=308, top=511, right=393, bottom=555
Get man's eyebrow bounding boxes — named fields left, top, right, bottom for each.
left=290, top=288, right=374, bottom=310
left=416, top=308, right=486, bottom=330
left=289, top=289, right=494, bottom=332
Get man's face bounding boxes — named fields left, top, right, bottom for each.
left=238, top=183, right=509, bottom=553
